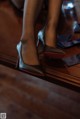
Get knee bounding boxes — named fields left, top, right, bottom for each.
left=11, top=0, right=24, bottom=9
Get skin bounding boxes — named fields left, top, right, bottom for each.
left=11, top=0, right=63, bottom=65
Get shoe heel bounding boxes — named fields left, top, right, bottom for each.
left=37, top=30, right=45, bottom=54
left=16, top=58, right=19, bottom=69
left=37, top=29, right=44, bottom=46
left=16, top=43, right=21, bottom=69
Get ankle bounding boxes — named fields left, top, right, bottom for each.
left=46, top=41, right=56, bottom=48
left=21, top=32, right=35, bottom=43
left=45, top=27, right=57, bottom=47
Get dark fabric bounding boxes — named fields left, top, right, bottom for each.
left=57, top=34, right=80, bottom=48
left=63, top=54, right=80, bottom=66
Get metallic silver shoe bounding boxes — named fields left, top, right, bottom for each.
left=37, top=29, right=65, bottom=58
left=16, top=41, right=44, bottom=77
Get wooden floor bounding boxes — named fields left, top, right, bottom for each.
left=0, top=64, right=80, bottom=119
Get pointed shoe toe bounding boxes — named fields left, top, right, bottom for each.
left=16, top=41, right=45, bottom=77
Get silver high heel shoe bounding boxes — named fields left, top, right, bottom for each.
left=37, top=29, right=65, bottom=58
left=16, top=41, right=44, bottom=77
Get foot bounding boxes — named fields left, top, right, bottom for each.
left=44, top=27, right=65, bottom=58
left=21, top=37, right=40, bottom=66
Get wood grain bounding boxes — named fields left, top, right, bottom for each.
left=0, top=64, right=80, bottom=119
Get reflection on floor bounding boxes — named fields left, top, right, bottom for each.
left=0, top=0, right=80, bottom=88
left=0, top=64, right=80, bottom=119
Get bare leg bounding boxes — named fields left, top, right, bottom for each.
left=11, top=0, right=43, bottom=17
left=21, top=0, right=43, bottom=65
left=21, top=0, right=43, bottom=39
left=45, top=0, right=63, bottom=47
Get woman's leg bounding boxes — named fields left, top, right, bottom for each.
left=45, top=0, right=63, bottom=47
left=11, top=0, right=43, bottom=17
left=21, top=0, right=43, bottom=65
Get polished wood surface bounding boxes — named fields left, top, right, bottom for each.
left=0, top=64, right=80, bottom=119
left=0, top=0, right=80, bottom=88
